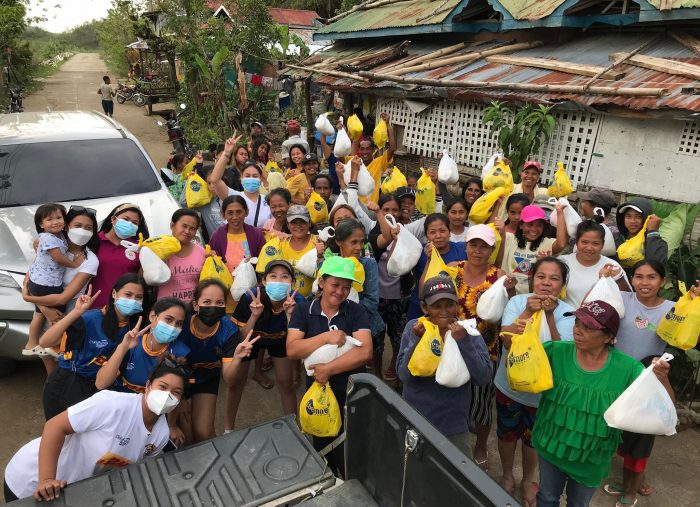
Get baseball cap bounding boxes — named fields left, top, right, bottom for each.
left=318, top=256, right=360, bottom=283
left=395, top=186, right=416, bottom=199
left=576, top=188, right=616, bottom=210
left=263, top=259, right=295, bottom=280
left=522, top=160, right=542, bottom=172
left=618, top=204, right=643, bottom=215
left=252, top=121, right=264, bottom=129
left=564, top=300, right=620, bottom=336
left=520, top=204, right=548, bottom=223
left=287, top=205, right=310, bottom=223
left=287, top=119, right=301, bottom=129
left=465, top=224, right=496, bottom=246
left=302, top=153, right=319, bottom=164
left=423, top=276, right=459, bottom=306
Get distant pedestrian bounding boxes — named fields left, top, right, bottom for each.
left=98, top=75, right=114, bottom=118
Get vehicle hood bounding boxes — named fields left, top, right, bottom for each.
left=0, top=191, right=179, bottom=274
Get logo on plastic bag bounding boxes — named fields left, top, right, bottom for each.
left=305, top=398, right=330, bottom=416
left=189, top=181, right=202, bottom=192
left=430, top=338, right=442, bottom=356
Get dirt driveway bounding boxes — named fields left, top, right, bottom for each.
left=1, top=53, right=698, bottom=506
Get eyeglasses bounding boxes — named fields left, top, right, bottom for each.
left=163, top=357, right=193, bottom=378
left=69, top=205, right=97, bottom=216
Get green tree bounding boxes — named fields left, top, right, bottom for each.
left=96, top=0, right=139, bottom=75
left=482, top=101, right=556, bottom=182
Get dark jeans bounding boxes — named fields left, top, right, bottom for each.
left=4, top=479, right=19, bottom=502
left=537, top=456, right=596, bottom=507
left=101, top=99, right=114, bottom=115
left=43, top=367, right=97, bottom=420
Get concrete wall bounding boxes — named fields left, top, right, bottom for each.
left=586, top=115, right=700, bottom=204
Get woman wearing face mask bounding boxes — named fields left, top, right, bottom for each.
left=262, top=188, right=292, bottom=241
left=209, top=196, right=266, bottom=275
left=177, top=279, right=258, bottom=443
left=157, top=209, right=207, bottom=303
left=227, top=261, right=304, bottom=430
left=38, top=274, right=148, bottom=420
left=210, top=133, right=272, bottom=228
left=3, top=361, right=189, bottom=502
left=91, top=203, right=149, bottom=309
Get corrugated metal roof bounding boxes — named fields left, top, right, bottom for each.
left=268, top=7, right=320, bottom=27
left=496, top=0, right=567, bottom=20
left=648, top=0, right=700, bottom=8
left=299, top=34, right=700, bottom=112
left=316, top=0, right=463, bottom=34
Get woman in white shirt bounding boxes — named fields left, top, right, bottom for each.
left=3, top=356, right=188, bottom=501
left=559, top=220, right=629, bottom=308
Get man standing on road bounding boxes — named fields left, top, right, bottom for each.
left=97, top=75, right=115, bottom=118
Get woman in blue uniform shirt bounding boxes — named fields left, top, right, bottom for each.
left=38, top=273, right=148, bottom=420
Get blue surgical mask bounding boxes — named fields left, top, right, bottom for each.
left=114, top=297, right=143, bottom=316
left=114, top=218, right=138, bottom=239
left=152, top=321, right=181, bottom=344
left=265, top=282, right=291, bottom=302
left=242, top=177, right=261, bottom=193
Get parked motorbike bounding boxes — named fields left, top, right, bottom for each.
left=157, top=104, right=196, bottom=155
left=6, top=86, right=23, bottom=113
left=115, top=82, right=133, bottom=104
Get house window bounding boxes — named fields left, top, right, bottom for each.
left=378, top=98, right=602, bottom=190
left=678, top=121, right=700, bottom=155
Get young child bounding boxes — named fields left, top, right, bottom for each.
left=502, top=193, right=530, bottom=235
left=24, top=204, right=84, bottom=356
left=396, top=276, right=493, bottom=457
left=446, top=200, right=470, bottom=242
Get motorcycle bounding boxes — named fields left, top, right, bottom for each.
left=115, top=82, right=133, bottom=104
left=157, top=104, right=196, bottom=155
left=6, top=86, right=23, bottom=113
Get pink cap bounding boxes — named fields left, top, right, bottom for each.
left=520, top=205, right=547, bottom=223
left=465, top=224, right=496, bottom=246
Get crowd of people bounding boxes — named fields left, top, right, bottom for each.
left=4, top=112, right=697, bottom=507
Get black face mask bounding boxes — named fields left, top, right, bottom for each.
left=197, top=306, right=226, bottom=326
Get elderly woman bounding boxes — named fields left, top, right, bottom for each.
left=532, top=300, right=672, bottom=507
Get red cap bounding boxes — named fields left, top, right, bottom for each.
left=565, top=300, right=620, bottom=336
left=522, top=160, right=542, bottom=172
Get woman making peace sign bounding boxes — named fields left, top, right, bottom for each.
left=38, top=273, right=149, bottom=420
left=228, top=260, right=304, bottom=431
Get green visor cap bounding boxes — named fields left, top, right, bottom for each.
left=318, top=256, right=360, bottom=283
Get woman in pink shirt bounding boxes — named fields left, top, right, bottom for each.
left=157, top=209, right=206, bottom=303
left=91, top=203, right=149, bottom=309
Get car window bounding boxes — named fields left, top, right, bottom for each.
left=0, top=139, right=161, bottom=206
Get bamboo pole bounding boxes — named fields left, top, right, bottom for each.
left=383, top=42, right=470, bottom=74
left=390, top=41, right=543, bottom=76
left=670, top=31, right=700, bottom=57
left=486, top=55, right=625, bottom=79
left=327, top=0, right=410, bottom=23
left=582, top=33, right=662, bottom=88
left=285, top=63, right=370, bottom=82
left=610, top=52, right=700, bottom=81
left=357, top=70, right=669, bottom=96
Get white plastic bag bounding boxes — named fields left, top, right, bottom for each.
left=481, top=152, right=503, bottom=180
left=438, top=148, right=459, bottom=185
left=584, top=276, right=625, bottom=318
left=538, top=312, right=552, bottom=343
left=140, top=246, right=171, bottom=286
left=476, top=275, right=509, bottom=323
left=348, top=287, right=360, bottom=304
left=595, top=207, right=617, bottom=256
left=304, top=336, right=363, bottom=376
left=315, top=113, right=335, bottom=136
left=548, top=197, right=582, bottom=237
left=333, top=117, right=352, bottom=158
left=230, top=257, right=258, bottom=301
left=435, top=319, right=479, bottom=387
left=317, top=226, right=335, bottom=243
left=297, top=249, right=318, bottom=278
left=342, top=159, right=375, bottom=196
left=385, top=215, right=422, bottom=277
left=604, top=353, right=677, bottom=435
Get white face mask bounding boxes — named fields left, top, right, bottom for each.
left=67, top=227, right=93, bottom=247
left=145, top=389, right=179, bottom=415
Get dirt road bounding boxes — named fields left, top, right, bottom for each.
left=1, top=53, right=698, bottom=506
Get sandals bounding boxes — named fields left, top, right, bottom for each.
left=615, top=498, right=638, bottom=507
left=604, top=483, right=625, bottom=496
left=22, top=345, right=49, bottom=357
left=520, top=482, right=538, bottom=507
left=383, top=366, right=397, bottom=381
left=473, top=451, right=489, bottom=472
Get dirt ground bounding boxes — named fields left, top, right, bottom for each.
left=1, top=53, right=698, bottom=506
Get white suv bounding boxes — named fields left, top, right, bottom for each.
left=0, top=111, right=179, bottom=373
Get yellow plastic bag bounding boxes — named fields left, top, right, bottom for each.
left=299, top=381, right=342, bottom=437
left=425, top=245, right=459, bottom=285
left=547, top=162, right=574, bottom=198
left=347, top=114, right=363, bottom=141
left=199, top=245, right=234, bottom=289
left=306, top=191, right=329, bottom=225
left=486, top=223, right=502, bottom=264
left=617, top=216, right=651, bottom=268
left=181, top=156, right=197, bottom=179
left=185, top=172, right=214, bottom=208
left=265, top=160, right=282, bottom=174
left=408, top=317, right=443, bottom=377
left=506, top=316, right=553, bottom=393
left=657, top=291, right=700, bottom=350
left=140, top=235, right=181, bottom=261
left=415, top=168, right=436, bottom=215
left=381, top=166, right=408, bottom=194
left=469, top=187, right=506, bottom=225
left=482, top=159, right=514, bottom=194
left=373, top=119, right=388, bottom=149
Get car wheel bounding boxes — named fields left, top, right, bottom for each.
left=0, top=357, right=16, bottom=377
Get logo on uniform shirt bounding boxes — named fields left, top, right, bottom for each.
left=115, top=434, right=131, bottom=446
left=126, top=362, right=135, bottom=370
left=89, top=339, right=109, bottom=348
left=265, top=246, right=277, bottom=256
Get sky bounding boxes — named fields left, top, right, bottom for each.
left=26, top=0, right=115, bottom=33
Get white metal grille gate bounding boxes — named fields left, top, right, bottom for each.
left=378, top=98, right=602, bottom=189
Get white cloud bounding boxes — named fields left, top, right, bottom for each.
left=26, top=0, right=115, bottom=33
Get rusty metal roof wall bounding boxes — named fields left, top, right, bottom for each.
left=307, top=34, right=700, bottom=112
left=316, top=0, right=463, bottom=34
left=268, top=7, right=320, bottom=27
left=495, top=0, right=567, bottom=20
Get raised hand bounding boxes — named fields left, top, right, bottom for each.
left=121, top=316, right=151, bottom=350
left=647, top=214, right=661, bottom=232
left=449, top=320, right=467, bottom=340
left=74, top=285, right=101, bottom=314
left=224, top=129, right=242, bottom=152
left=248, top=287, right=264, bottom=318
left=427, top=168, right=438, bottom=184
left=412, top=320, right=426, bottom=337
left=380, top=111, right=390, bottom=124
left=315, top=240, right=326, bottom=258
left=283, top=288, right=298, bottom=317
left=234, top=330, right=260, bottom=359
